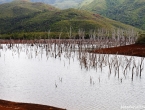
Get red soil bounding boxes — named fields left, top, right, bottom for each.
left=0, top=100, right=65, bottom=110
left=1, top=40, right=145, bottom=57
left=92, top=44, right=145, bottom=57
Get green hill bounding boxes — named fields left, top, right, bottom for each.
left=0, top=1, right=140, bottom=37
left=79, top=0, right=126, bottom=12
left=0, top=0, right=58, bottom=18
left=79, top=0, right=145, bottom=30
left=0, top=0, right=85, bottom=9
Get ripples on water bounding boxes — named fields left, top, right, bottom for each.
left=0, top=43, right=145, bottom=110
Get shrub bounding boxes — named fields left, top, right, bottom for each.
left=136, top=33, right=145, bottom=44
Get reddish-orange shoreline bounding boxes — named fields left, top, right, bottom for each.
left=1, top=40, right=145, bottom=57
left=0, top=99, right=66, bottom=110
left=92, top=44, right=145, bottom=57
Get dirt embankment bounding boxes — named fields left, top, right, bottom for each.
left=1, top=40, right=145, bottom=57
left=0, top=99, right=66, bottom=110
left=92, top=44, right=145, bottom=57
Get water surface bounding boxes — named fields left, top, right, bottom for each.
left=0, top=44, right=145, bottom=110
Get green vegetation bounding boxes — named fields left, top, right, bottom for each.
left=0, top=32, right=71, bottom=39
left=79, top=0, right=145, bottom=30
left=0, top=1, right=141, bottom=39
left=1, top=0, right=145, bottom=31
left=136, top=33, right=145, bottom=44
left=0, top=31, right=92, bottom=39
left=0, top=0, right=84, bottom=9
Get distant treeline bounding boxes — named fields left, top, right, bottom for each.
left=0, top=32, right=90, bottom=39
left=0, top=30, right=145, bottom=44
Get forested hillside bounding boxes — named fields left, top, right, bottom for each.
left=0, top=0, right=137, bottom=35
left=79, top=0, right=145, bottom=30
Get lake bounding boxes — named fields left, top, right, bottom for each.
left=0, top=42, right=145, bottom=110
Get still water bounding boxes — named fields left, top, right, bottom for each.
left=0, top=44, right=145, bottom=110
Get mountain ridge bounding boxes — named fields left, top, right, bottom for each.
left=0, top=0, right=84, bottom=9
left=79, top=0, right=145, bottom=30
left=0, top=1, right=141, bottom=36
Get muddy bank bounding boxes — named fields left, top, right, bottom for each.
left=92, top=44, right=145, bottom=57
left=0, top=99, right=66, bottom=110
left=1, top=40, right=145, bottom=57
